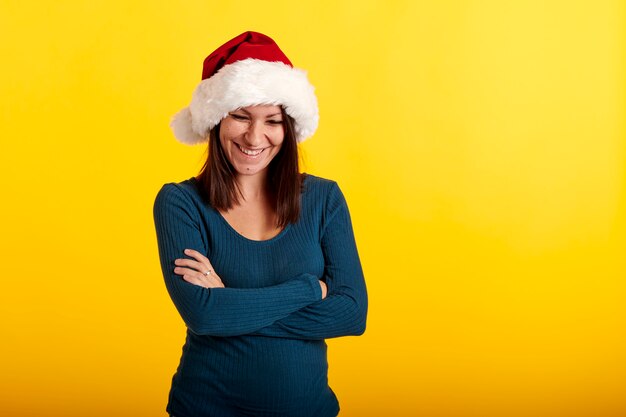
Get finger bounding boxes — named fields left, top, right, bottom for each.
left=179, top=268, right=224, bottom=289
left=182, top=249, right=215, bottom=273
left=175, top=258, right=209, bottom=273
left=191, top=268, right=222, bottom=287
left=186, top=270, right=221, bottom=289
left=174, top=266, right=213, bottom=282
left=184, top=249, right=212, bottom=266
left=174, top=266, right=201, bottom=276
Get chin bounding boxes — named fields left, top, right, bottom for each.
left=234, top=165, right=268, bottom=177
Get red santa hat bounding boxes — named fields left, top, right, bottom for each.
left=170, top=31, right=319, bottom=145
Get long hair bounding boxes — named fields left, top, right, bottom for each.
left=196, top=107, right=303, bottom=227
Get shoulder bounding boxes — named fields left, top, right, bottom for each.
left=300, top=174, right=354, bottom=238
left=153, top=177, right=204, bottom=214
left=156, top=177, right=202, bottom=199
left=301, top=173, right=348, bottom=217
left=302, top=173, right=341, bottom=198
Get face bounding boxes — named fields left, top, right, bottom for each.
left=219, top=104, right=285, bottom=178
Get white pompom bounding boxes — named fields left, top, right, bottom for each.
left=170, top=107, right=206, bottom=145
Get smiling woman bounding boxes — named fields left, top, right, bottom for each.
left=199, top=103, right=302, bottom=229
left=153, top=31, right=368, bottom=417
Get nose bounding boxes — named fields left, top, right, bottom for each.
left=243, top=121, right=266, bottom=147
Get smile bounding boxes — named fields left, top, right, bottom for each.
left=236, top=143, right=265, bottom=156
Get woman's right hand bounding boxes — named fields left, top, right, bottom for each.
left=319, top=280, right=327, bottom=299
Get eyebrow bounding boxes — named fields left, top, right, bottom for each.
left=234, top=109, right=282, bottom=118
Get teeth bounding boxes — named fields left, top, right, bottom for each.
left=237, top=144, right=263, bottom=156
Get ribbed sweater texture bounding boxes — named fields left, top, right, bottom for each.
left=153, top=174, right=368, bottom=417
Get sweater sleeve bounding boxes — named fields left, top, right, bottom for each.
left=252, top=182, right=368, bottom=340
left=153, top=183, right=322, bottom=337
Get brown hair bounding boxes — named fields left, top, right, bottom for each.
left=196, top=107, right=303, bottom=227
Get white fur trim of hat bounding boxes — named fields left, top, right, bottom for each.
left=170, top=58, right=318, bottom=145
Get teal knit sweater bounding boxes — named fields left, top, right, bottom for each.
left=153, top=174, right=367, bottom=417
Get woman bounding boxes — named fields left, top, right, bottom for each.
left=153, top=31, right=367, bottom=417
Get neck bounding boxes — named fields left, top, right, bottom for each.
left=235, top=172, right=270, bottom=202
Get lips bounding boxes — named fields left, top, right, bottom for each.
left=235, top=143, right=265, bottom=157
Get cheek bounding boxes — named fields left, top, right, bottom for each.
left=269, top=140, right=285, bottom=160
left=219, top=125, right=234, bottom=140
left=218, top=135, right=228, bottom=153
left=270, top=128, right=286, bottom=146
left=219, top=125, right=238, bottom=149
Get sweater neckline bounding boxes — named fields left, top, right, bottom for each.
left=188, top=177, right=292, bottom=244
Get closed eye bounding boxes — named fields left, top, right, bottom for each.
left=229, top=113, right=248, bottom=121
left=267, top=119, right=283, bottom=125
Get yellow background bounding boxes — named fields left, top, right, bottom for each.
left=1, top=1, right=624, bottom=416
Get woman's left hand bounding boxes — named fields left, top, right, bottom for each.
left=174, top=249, right=225, bottom=289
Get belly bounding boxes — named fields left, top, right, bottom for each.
left=172, top=332, right=332, bottom=412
